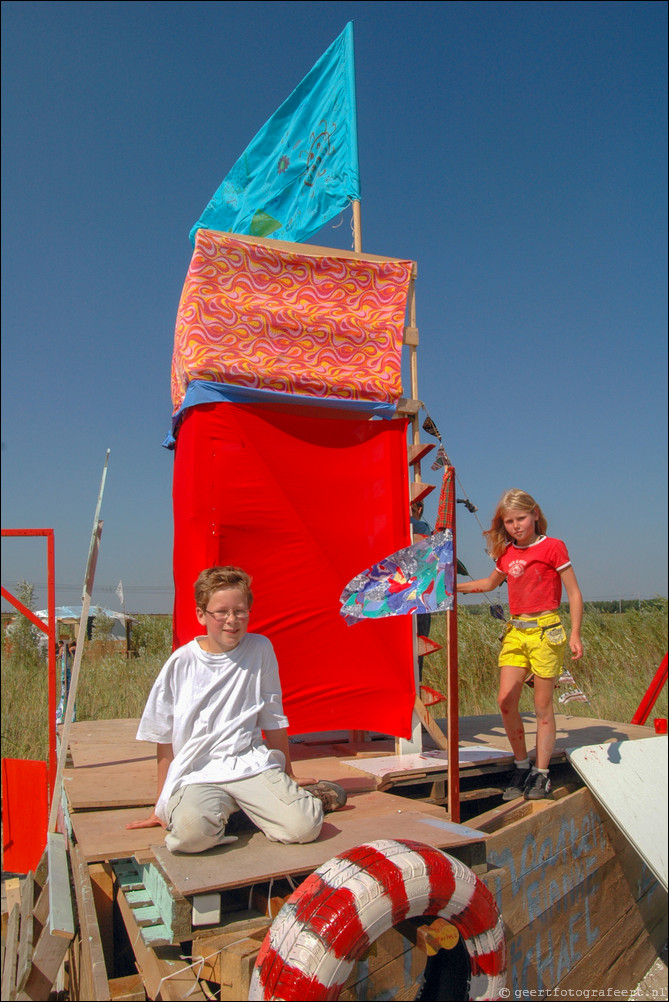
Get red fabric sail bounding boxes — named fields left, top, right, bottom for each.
left=172, top=402, right=415, bottom=738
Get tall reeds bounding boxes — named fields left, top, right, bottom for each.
left=1, top=601, right=666, bottom=763
left=425, top=600, right=668, bottom=723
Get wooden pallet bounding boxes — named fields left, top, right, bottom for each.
left=1, top=834, right=75, bottom=1001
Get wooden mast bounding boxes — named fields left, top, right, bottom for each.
left=352, top=199, right=362, bottom=252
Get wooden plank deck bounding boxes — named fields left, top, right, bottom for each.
left=63, top=714, right=652, bottom=810
left=52, top=713, right=666, bottom=999
left=69, top=789, right=475, bottom=865
left=151, top=805, right=487, bottom=896
left=63, top=713, right=656, bottom=868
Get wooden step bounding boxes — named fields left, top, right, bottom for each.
left=419, top=684, right=447, bottom=707
left=408, top=443, right=435, bottom=466
left=410, top=482, right=435, bottom=503
left=417, top=637, right=443, bottom=658
left=395, top=398, right=422, bottom=416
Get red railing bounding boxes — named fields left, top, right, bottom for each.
left=1, top=528, right=57, bottom=797
left=631, top=653, right=668, bottom=726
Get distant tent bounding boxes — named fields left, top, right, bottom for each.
left=33, top=607, right=134, bottom=643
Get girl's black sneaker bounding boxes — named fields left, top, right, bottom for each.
left=502, top=765, right=532, bottom=801
left=525, top=770, right=552, bottom=800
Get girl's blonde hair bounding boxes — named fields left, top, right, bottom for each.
left=483, top=489, right=548, bottom=560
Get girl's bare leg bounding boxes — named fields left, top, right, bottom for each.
left=533, top=677, right=557, bottom=770
left=498, top=666, right=530, bottom=760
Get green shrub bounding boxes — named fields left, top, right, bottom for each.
left=131, top=614, right=173, bottom=660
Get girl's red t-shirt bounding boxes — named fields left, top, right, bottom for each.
left=496, top=536, right=571, bottom=615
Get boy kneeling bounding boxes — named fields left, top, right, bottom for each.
left=127, top=566, right=344, bottom=853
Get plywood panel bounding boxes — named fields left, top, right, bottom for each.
left=341, top=745, right=514, bottom=782
left=153, top=810, right=484, bottom=895
left=70, top=808, right=168, bottom=862
left=568, top=736, right=668, bottom=889
left=65, top=719, right=141, bottom=743
left=501, top=854, right=666, bottom=994
left=64, top=760, right=155, bottom=809
left=68, top=741, right=154, bottom=768
left=70, top=843, right=111, bottom=1001
left=453, top=713, right=653, bottom=757
left=64, top=752, right=376, bottom=812
left=70, top=791, right=455, bottom=864
left=556, top=904, right=667, bottom=994
left=482, top=789, right=617, bottom=936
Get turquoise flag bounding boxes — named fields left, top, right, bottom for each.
left=190, top=23, right=360, bottom=245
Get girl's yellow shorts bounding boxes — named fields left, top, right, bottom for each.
left=498, top=614, right=566, bottom=678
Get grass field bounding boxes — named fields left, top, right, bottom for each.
left=425, top=599, right=668, bottom=724
left=2, top=600, right=666, bottom=763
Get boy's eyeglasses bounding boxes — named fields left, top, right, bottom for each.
left=204, top=609, right=250, bottom=622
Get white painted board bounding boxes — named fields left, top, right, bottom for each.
left=342, top=745, right=513, bottom=779
left=567, top=736, right=667, bottom=891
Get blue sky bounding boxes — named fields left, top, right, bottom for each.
left=1, top=0, right=667, bottom=614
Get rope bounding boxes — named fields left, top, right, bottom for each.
left=422, top=407, right=504, bottom=614
left=165, top=935, right=266, bottom=1000
left=153, top=950, right=206, bottom=998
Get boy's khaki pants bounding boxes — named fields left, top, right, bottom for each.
left=165, top=767, right=323, bottom=853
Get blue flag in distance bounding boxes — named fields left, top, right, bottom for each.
left=190, top=23, right=360, bottom=245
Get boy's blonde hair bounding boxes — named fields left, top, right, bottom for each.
left=483, top=489, right=548, bottom=560
left=194, top=566, right=254, bottom=610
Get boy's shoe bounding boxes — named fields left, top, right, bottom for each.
left=524, top=770, right=552, bottom=800
left=502, top=765, right=532, bottom=802
left=305, top=780, right=347, bottom=813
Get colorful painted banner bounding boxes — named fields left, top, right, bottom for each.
left=190, top=23, right=359, bottom=245
left=340, top=530, right=455, bottom=624
left=171, top=230, right=412, bottom=412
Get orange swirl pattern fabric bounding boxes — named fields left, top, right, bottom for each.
left=171, top=230, right=413, bottom=412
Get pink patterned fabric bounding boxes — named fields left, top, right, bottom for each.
left=171, top=231, right=413, bottom=412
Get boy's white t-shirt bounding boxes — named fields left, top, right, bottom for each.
left=136, top=633, right=290, bottom=821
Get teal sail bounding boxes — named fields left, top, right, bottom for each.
left=190, top=23, right=360, bottom=245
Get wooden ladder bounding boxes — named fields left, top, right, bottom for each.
left=1, top=833, right=75, bottom=1001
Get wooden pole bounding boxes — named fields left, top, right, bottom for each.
left=447, top=493, right=461, bottom=822
left=408, top=275, right=420, bottom=449
left=48, top=451, right=110, bottom=833
left=348, top=198, right=366, bottom=744
left=408, top=273, right=422, bottom=748
left=352, top=199, right=362, bottom=253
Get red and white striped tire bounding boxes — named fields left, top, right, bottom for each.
left=248, top=838, right=506, bottom=1001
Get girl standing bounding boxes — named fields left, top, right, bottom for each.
left=457, top=489, right=583, bottom=800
